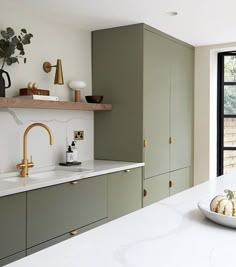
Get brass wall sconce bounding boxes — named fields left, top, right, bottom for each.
left=43, top=59, right=64, bottom=85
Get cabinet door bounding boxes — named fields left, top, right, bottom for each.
left=169, top=167, right=192, bottom=196
left=143, top=173, right=169, bottom=207
left=108, top=168, right=142, bottom=221
left=143, top=30, right=172, bottom=178
left=27, top=175, right=107, bottom=248
left=0, top=193, right=26, bottom=260
left=93, top=24, right=144, bottom=162
left=170, top=42, right=194, bottom=171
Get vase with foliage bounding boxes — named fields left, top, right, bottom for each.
left=0, top=27, right=33, bottom=97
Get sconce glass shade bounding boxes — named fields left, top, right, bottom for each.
left=43, top=59, right=64, bottom=85
left=69, top=80, right=86, bottom=91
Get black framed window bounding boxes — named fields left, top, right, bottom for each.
left=218, top=51, right=236, bottom=175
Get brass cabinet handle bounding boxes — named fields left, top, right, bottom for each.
left=169, top=180, right=173, bottom=188
left=124, top=169, right=130, bottom=173
left=71, top=180, right=78, bottom=185
left=143, top=189, right=147, bottom=197
left=70, top=230, right=78, bottom=236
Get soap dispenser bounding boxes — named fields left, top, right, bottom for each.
left=71, top=141, right=78, bottom=162
left=66, top=145, right=74, bottom=163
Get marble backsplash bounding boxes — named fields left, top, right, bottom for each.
left=0, top=107, right=93, bottom=173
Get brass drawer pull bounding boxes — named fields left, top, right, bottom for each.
left=143, top=189, right=147, bottom=197
left=71, top=180, right=78, bottom=185
left=70, top=230, right=78, bottom=236
left=124, top=169, right=130, bottom=173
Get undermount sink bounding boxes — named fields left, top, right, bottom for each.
left=29, top=169, right=90, bottom=180
left=3, top=167, right=91, bottom=183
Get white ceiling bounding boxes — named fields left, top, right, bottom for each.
left=5, top=0, right=236, bottom=46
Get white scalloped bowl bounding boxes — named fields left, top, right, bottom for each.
left=198, top=199, right=236, bottom=228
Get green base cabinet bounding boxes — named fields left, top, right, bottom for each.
left=27, top=175, right=108, bottom=248
left=0, top=252, right=26, bottom=267
left=0, top=193, right=26, bottom=261
left=108, top=168, right=142, bottom=221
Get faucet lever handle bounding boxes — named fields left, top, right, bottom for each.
left=28, top=155, right=34, bottom=168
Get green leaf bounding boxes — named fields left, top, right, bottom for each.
left=6, top=58, right=12, bottom=65
left=24, top=58, right=26, bottom=63
left=22, top=38, right=30, bottom=45
left=10, top=57, right=18, bottom=64
left=6, top=27, right=14, bottom=37
left=11, top=36, right=19, bottom=45
left=1, top=31, right=8, bottom=39
left=16, top=42, right=23, bottom=51
left=21, top=29, right=27, bottom=34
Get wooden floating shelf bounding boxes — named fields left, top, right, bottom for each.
left=0, top=97, right=112, bottom=111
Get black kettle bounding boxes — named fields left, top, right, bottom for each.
left=0, top=69, right=11, bottom=97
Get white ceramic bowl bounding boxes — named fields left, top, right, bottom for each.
left=198, top=199, right=236, bottom=228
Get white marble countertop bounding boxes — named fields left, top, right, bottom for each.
left=6, top=171, right=236, bottom=267
left=0, top=160, right=144, bottom=197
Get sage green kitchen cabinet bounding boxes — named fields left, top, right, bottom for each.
left=107, top=168, right=142, bottom=221
left=169, top=167, right=192, bottom=196
left=0, top=252, right=26, bottom=267
left=93, top=23, right=194, bottom=202
left=143, top=174, right=169, bottom=207
left=27, top=175, right=107, bottom=248
left=27, top=218, right=107, bottom=256
left=0, top=193, right=26, bottom=262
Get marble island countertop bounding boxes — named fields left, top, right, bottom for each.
left=0, top=160, right=144, bottom=197
left=6, top=171, right=236, bottom=267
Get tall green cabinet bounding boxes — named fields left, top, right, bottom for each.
left=92, top=23, right=194, bottom=206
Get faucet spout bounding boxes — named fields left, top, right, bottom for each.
left=17, top=123, right=54, bottom=177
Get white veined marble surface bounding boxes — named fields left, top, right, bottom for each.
left=0, top=160, right=144, bottom=197
left=6, top=171, right=236, bottom=267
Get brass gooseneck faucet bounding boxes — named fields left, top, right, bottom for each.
left=17, top=123, right=54, bottom=177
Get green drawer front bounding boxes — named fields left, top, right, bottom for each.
left=0, top=193, right=26, bottom=260
left=27, top=175, right=107, bottom=248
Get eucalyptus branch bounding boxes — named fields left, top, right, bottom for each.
left=0, top=27, right=33, bottom=69
left=1, top=58, right=5, bottom=70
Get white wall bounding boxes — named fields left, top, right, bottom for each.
left=194, top=42, right=236, bottom=185
left=0, top=3, right=93, bottom=173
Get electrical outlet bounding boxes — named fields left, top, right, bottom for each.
left=74, top=131, right=84, bottom=140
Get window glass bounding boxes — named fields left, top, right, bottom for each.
left=224, top=55, right=236, bottom=82
left=224, top=150, right=236, bottom=174
left=224, top=118, right=236, bottom=147
left=224, top=85, right=236, bottom=114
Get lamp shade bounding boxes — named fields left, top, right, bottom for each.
left=54, top=59, right=64, bottom=85
left=69, top=80, right=86, bottom=91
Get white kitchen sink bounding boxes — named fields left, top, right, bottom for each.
left=2, top=167, right=91, bottom=183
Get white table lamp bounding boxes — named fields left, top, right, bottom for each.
left=69, top=80, right=86, bottom=102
